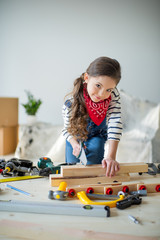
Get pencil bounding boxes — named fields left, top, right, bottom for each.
left=6, top=184, right=32, bottom=196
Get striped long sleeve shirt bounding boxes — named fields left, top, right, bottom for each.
left=62, top=87, right=123, bottom=142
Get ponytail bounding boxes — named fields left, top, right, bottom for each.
left=67, top=73, right=88, bottom=141
left=72, top=74, right=85, bottom=111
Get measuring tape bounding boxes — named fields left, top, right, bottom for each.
left=0, top=175, right=43, bottom=183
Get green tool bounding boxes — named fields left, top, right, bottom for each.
left=38, top=157, right=67, bottom=176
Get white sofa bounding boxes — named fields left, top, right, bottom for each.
left=114, top=90, right=160, bottom=163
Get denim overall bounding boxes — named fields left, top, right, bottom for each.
left=65, top=117, right=108, bottom=165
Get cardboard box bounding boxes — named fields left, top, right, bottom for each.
left=0, top=126, right=19, bottom=155
left=0, top=97, right=18, bottom=127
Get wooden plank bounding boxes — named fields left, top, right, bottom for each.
left=104, top=183, right=139, bottom=195
left=102, top=183, right=160, bottom=194
left=61, top=162, right=148, bottom=178
left=50, top=173, right=130, bottom=187
left=66, top=185, right=105, bottom=194
left=78, top=182, right=122, bottom=188
left=137, top=183, right=160, bottom=193
left=66, top=182, right=122, bottom=195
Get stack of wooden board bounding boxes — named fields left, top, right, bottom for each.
left=50, top=162, right=148, bottom=187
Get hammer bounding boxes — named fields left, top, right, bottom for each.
left=48, top=182, right=68, bottom=200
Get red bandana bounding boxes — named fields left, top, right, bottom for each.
left=83, top=84, right=111, bottom=126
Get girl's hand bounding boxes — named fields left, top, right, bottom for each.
left=102, top=158, right=120, bottom=177
left=69, top=138, right=81, bottom=158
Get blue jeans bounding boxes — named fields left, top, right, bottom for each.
left=65, top=117, right=107, bottom=165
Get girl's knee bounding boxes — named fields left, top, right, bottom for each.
left=87, top=137, right=105, bottom=152
left=85, top=137, right=105, bottom=164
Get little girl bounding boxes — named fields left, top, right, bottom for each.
left=62, top=56, right=122, bottom=177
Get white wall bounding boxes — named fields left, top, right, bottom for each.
left=0, top=0, right=160, bottom=125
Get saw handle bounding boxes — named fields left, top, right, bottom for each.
left=116, top=195, right=142, bottom=209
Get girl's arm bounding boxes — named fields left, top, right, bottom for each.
left=107, top=88, right=123, bottom=142
left=62, top=99, right=81, bottom=157
left=102, top=140, right=120, bottom=177
left=62, top=99, right=73, bottom=142
left=102, top=88, right=122, bottom=177
left=69, top=137, right=81, bottom=157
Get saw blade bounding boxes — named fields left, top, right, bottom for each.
left=78, top=142, right=87, bottom=166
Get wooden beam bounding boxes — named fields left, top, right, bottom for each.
left=137, top=183, right=160, bottom=193
left=104, top=183, right=139, bottom=195
left=66, top=182, right=122, bottom=193
left=61, top=162, right=148, bottom=178
left=66, top=182, right=160, bottom=195
left=78, top=182, right=122, bottom=188
left=67, top=185, right=105, bottom=194
left=103, top=183, right=160, bottom=194
left=66, top=182, right=122, bottom=195
left=50, top=173, right=130, bottom=187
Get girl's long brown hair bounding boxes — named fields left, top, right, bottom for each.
left=67, top=56, right=121, bottom=141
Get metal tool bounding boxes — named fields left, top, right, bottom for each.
left=1, top=158, right=34, bottom=176
left=48, top=182, right=68, bottom=200
left=104, top=206, right=110, bottom=217
left=86, top=192, right=124, bottom=200
left=0, top=159, right=6, bottom=171
left=0, top=200, right=109, bottom=218
left=77, top=191, right=125, bottom=206
left=147, top=163, right=160, bottom=175
left=130, top=189, right=147, bottom=196
left=128, top=215, right=140, bottom=224
left=77, top=142, right=87, bottom=166
left=3, top=162, right=31, bottom=176
left=116, top=194, right=142, bottom=209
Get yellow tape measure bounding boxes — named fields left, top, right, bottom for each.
left=0, top=175, right=43, bottom=183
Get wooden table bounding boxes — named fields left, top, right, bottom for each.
left=0, top=172, right=160, bottom=240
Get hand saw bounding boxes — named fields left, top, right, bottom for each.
left=77, top=142, right=87, bottom=166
